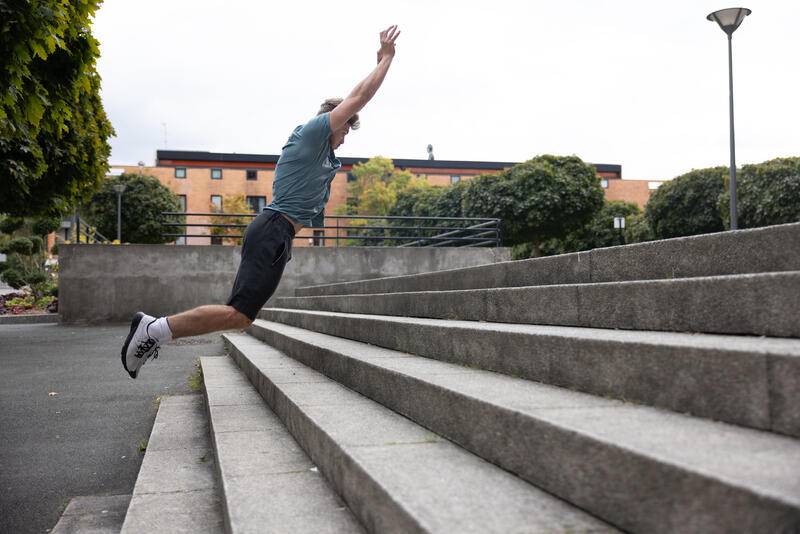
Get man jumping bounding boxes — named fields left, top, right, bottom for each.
left=120, top=25, right=401, bottom=378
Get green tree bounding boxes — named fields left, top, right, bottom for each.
left=342, top=156, right=420, bottom=216
left=84, top=174, right=184, bottom=244
left=1, top=0, right=113, bottom=217
left=644, top=167, right=727, bottom=239
left=338, top=156, right=426, bottom=245
left=719, top=157, right=800, bottom=229
left=463, top=155, right=605, bottom=256
left=209, top=194, right=252, bottom=245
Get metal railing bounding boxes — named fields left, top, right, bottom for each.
left=161, top=212, right=503, bottom=247
left=57, top=215, right=112, bottom=244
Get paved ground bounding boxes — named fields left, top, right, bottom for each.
left=0, top=322, right=226, bottom=534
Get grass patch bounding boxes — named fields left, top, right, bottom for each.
left=188, top=358, right=203, bottom=391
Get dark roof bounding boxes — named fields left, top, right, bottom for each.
left=156, top=150, right=621, bottom=175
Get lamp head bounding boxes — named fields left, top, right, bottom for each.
left=707, top=7, right=751, bottom=36
left=112, top=183, right=127, bottom=194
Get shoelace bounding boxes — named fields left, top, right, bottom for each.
left=134, top=338, right=159, bottom=360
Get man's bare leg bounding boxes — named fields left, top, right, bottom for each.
left=167, top=305, right=252, bottom=339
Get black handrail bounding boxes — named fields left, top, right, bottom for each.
left=161, top=212, right=503, bottom=247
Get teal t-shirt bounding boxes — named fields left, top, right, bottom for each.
left=266, top=112, right=341, bottom=227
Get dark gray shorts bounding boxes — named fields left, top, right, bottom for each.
left=226, top=209, right=295, bottom=321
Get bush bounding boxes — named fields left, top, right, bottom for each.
left=5, top=237, right=34, bottom=256
left=29, top=235, right=43, bottom=254
left=0, top=217, right=24, bottom=235
left=624, top=213, right=655, bottom=243
left=2, top=268, right=25, bottom=289
left=32, top=217, right=61, bottom=236
left=719, top=157, right=800, bottom=228
left=644, top=167, right=727, bottom=239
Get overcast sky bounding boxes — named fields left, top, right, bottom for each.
left=93, top=0, right=799, bottom=181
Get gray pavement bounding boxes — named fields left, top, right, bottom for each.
left=0, top=323, right=225, bottom=534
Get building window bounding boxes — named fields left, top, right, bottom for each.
left=347, top=172, right=357, bottom=183
left=648, top=181, right=663, bottom=190
left=313, top=230, right=325, bottom=247
left=246, top=196, right=266, bottom=213
left=175, top=167, right=186, bottom=179
left=600, top=179, right=609, bottom=189
left=450, top=175, right=461, bottom=184
left=246, top=169, right=257, bottom=181
left=211, top=168, right=222, bottom=180
left=178, top=195, right=187, bottom=211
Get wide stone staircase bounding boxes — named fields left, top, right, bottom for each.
left=124, top=222, right=800, bottom=533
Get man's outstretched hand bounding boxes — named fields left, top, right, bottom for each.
left=377, top=25, right=400, bottom=64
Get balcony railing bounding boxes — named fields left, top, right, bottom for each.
left=161, top=212, right=503, bottom=248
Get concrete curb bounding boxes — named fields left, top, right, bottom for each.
left=258, top=308, right=800, bottom=438
left=296, top=222, right=800, bottom=297
left=0, top=313, right=58, bottom=325
left=223, top=332, right=619, bottom=534
left=200, top=356, right=364, bottom=534
left=247, top=320, right=800, bottom=534
left=276, top=271, right=800, bottom=337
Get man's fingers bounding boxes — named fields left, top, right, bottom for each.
left=382, top=25, right=398, bottom=40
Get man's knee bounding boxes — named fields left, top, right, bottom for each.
left=228, top=307, right=253, bottom=329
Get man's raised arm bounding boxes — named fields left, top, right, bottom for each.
left=329, top=25, right=400, bottom=132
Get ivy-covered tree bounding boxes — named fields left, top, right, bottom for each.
left=0, top=0, right=113, bottom=217
left=463, top=155, right=605, bottom=256
left=644, top=167, right=727, bottom=239
left=84, top=174, right=185, bottom=244
left=719, top=157, right=800, bottom=229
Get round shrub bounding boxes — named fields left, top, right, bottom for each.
left=645, top=167, right=727, bottom=239
left=2, top=268, right=25, bottom=289
left=25, top=271, right=47, bottom=285
left=0, top=217, right=24, bottom=235
left=6, top=237, right=34, bottom=256
left=29, top=236, right=43, bottom=254
left=32, top=217, right=62, bottom=236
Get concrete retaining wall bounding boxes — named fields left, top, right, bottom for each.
left=58, top=245, right=510, bottom=324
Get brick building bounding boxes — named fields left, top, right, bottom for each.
left=109, top=150, right=659, bottom=246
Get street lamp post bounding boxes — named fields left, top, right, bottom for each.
left=707, top=7, right=751, bottom=230
left=112, top=183, right=127, bottom=242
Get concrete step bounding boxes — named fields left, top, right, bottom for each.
left=246, top=319, right=800, bottom=534
left=199, top=356, right=365, bottom=533
left=276, top=271, right=800, bottom=337
left=51, top=494, right=131, bottom=534
left=120, top=394, right=225, bottom=534
left=258, top=308, right=800, bottom=438
left=222, top=331, right=619, bottom=534
left=296, top=222, right=800, bottom=297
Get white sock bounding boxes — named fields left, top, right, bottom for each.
left=149, top=316, right=173, bottom=342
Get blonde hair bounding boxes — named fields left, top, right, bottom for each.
left=318, top=98, right=361, bottom=130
